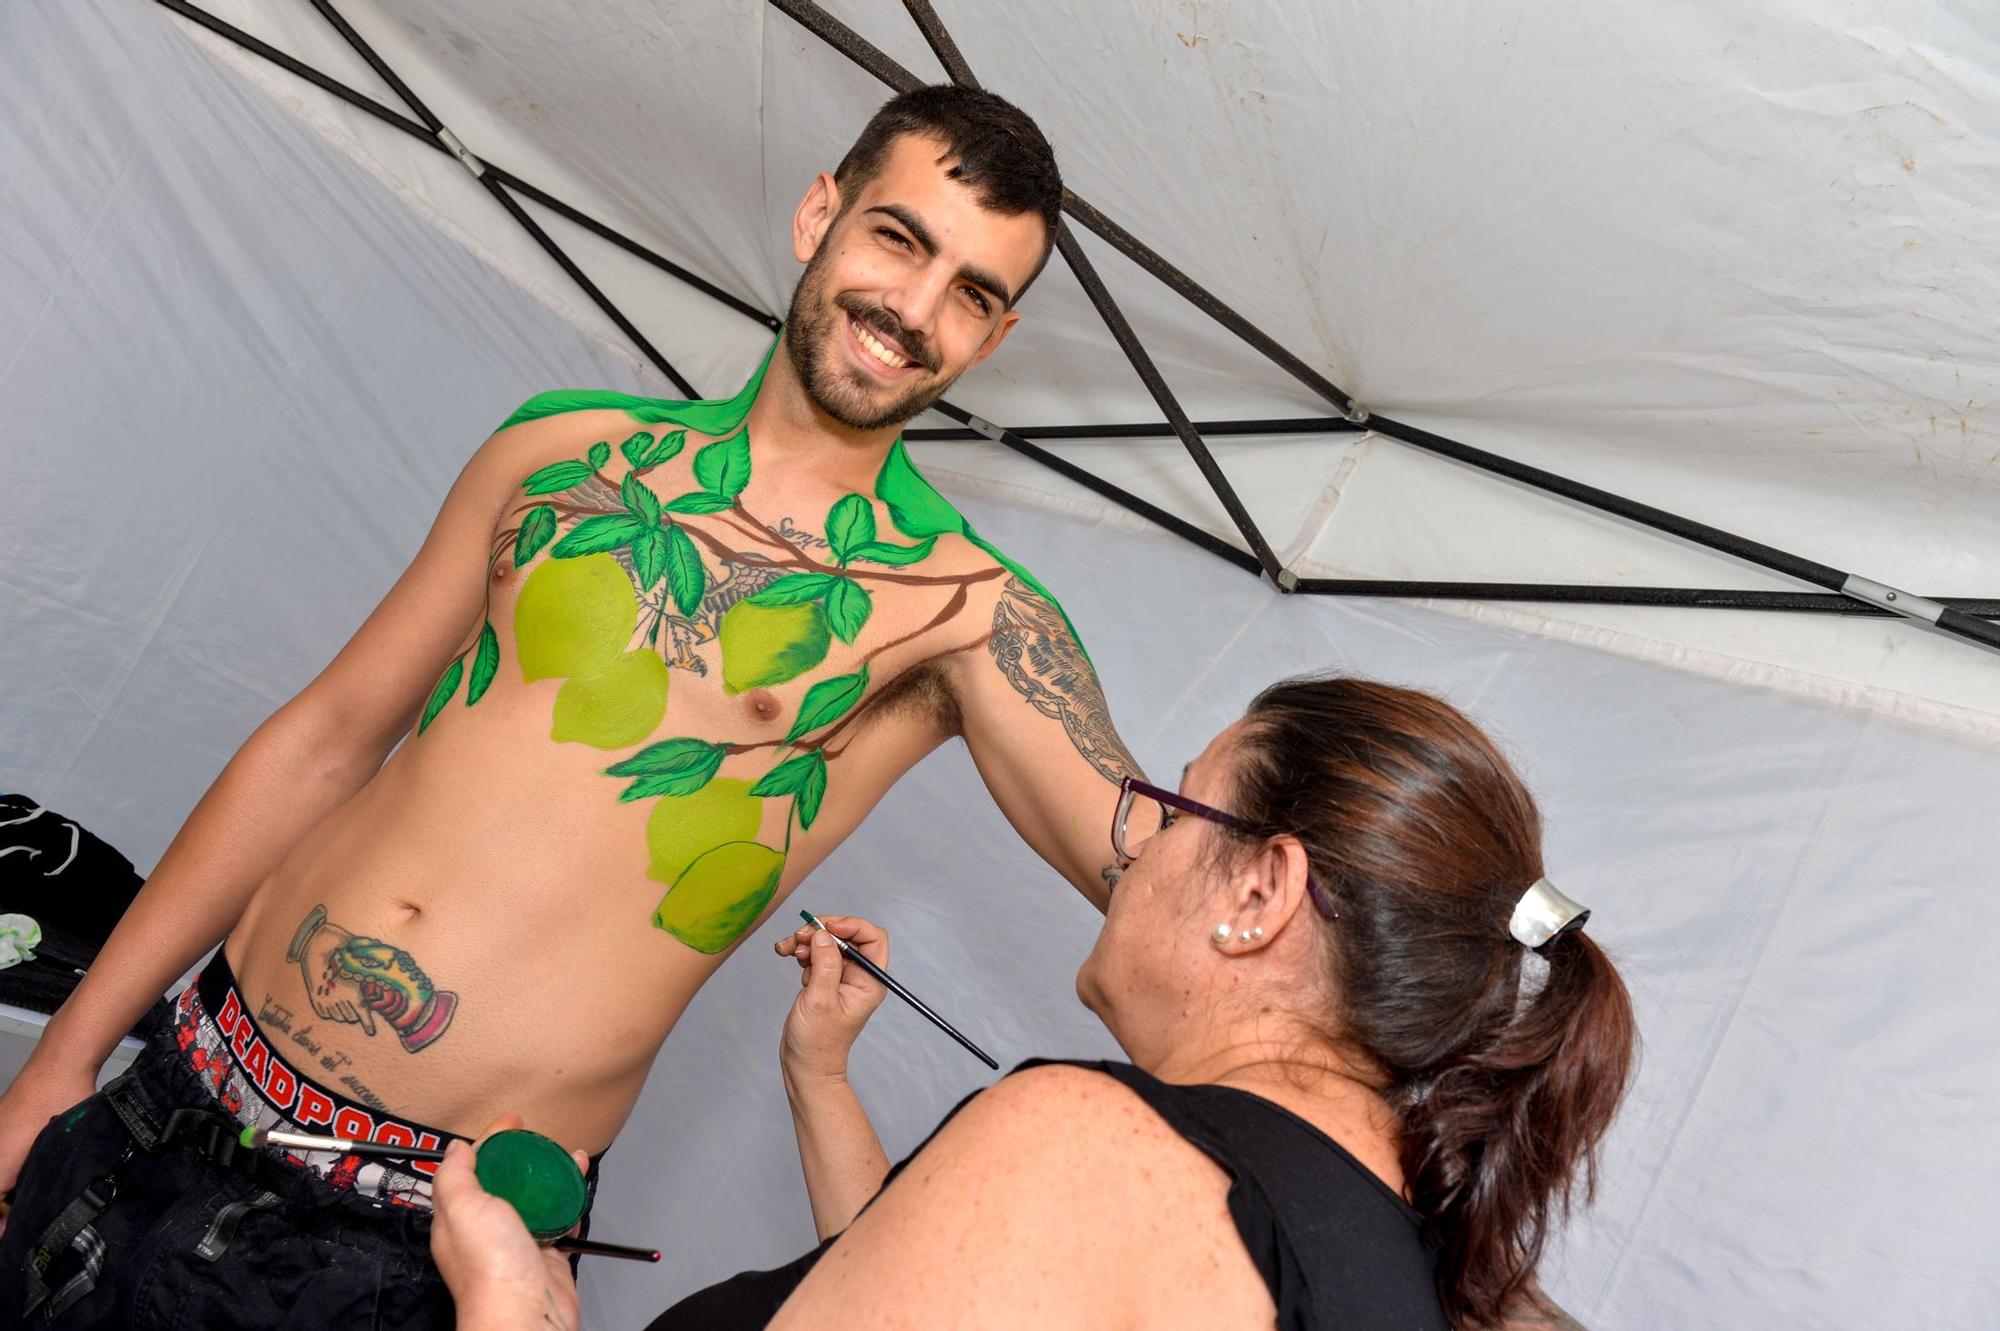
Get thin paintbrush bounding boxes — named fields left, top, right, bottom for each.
left=800, top=909, right=999, bottom=1070
left=241, top=1126, right=660, bottom=1260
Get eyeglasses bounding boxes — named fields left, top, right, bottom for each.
left=1112, top=776, right=1335, bottom=919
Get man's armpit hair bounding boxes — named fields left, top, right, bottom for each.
left=987, top=577, right=1139, bottom=786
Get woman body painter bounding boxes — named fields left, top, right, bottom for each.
left=436, top=677, right=1637, bottom=1330
left=0, top=87, right=1154, bottom=1331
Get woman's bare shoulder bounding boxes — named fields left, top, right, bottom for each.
left=771, top=1064, right=1259, bottom=1329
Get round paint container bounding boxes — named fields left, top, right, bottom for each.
left=474, top=1128, right=587, bottom=1242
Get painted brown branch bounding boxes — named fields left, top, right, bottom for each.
left=863, top=581, right=969, bottom=664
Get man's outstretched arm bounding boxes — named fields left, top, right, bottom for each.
left=0, top=407, right=598, bottom=1224
left=946, top=575, right=1143, bottom=913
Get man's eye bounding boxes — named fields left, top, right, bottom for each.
left=877, top=228, right=911, bottom=249
left=962, top=287, right=991, bottom=315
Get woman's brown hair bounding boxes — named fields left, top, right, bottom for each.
left=1230, top=677, right=1637, bottom=1329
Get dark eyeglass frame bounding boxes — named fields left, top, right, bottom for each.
left=1113, top=776, right=1336, bottom=920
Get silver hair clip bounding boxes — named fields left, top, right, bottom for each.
left=1508, top=878, right=1590, bottom=949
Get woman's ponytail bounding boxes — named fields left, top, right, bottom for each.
left=1403, top=931, right=1635, bottom=1325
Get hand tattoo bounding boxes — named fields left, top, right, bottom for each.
left=988, top=577, right=1141, bottom=786
left=286, top=905, right=459, bottom=1053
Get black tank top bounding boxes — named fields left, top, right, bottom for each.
left=648, top=1059, right=1449, bottom=1330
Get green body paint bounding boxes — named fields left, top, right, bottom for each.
left=418, top=334, right=1085, bottom=955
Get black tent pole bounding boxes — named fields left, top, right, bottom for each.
left=897, top=0, right=1288, bottom=584
left=778, top=0, right=2000, bottom=651
left=297, top=0, right=699, bottom=397
left=150, top=1, right=2000, bottom=638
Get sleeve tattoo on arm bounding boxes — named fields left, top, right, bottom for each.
left=987, top=577, right=1141, bottom=786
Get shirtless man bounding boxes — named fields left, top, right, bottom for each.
left=0, top=86, right=1143, bottom=1328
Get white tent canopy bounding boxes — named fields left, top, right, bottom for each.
left=4, top=2, right=1998, bottom=1327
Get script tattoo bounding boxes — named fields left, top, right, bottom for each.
left=285, top=905, right=459, bottom=1054
left=988, top=577, right=1140, bottom=786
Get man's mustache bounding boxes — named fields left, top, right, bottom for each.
left=834, top=294, right=938, bottom=372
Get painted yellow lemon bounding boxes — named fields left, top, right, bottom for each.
left=550, top=650, right=670, bottom=749
left=718, top=600, right=830, bottom=694
left=645, top=778, right=763, bottom=887
left=513, top=553, right=636, bottom=683
left=652, top=841, right=787, bottom=954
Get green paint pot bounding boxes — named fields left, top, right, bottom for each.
left=474, top=1129, right=587, bottom=1243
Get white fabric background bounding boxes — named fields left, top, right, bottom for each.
left=3, top=3, right=1999, bottom=1328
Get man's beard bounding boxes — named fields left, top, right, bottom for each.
left=784, top=248, right=959, bottom=432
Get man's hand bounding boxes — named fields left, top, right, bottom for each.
left=431, top=1115, right=585, bottom=1331
left=775, top=915, right=889, bottom=1084
left=0, top=1060, right=98, bottom=1238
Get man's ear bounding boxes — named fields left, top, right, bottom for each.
left=793, top=172, right=842, bottom=264
left=971, top=308, right=1023, bottom=366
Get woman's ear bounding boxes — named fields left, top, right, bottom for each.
left=1219, top=835, right=1312, bottom=954
left=792, top=172, right=842, bottom=264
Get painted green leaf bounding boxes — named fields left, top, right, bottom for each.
left=664, top=524, right=706, bottom=617
left=825, top=577, right=872, bottom=644
left=750, top=750, right=829, bottom=826
left=619, top=432, right=655, bottom=469
left=514, top=505, right=558, bottom=565
left=605, top=737, right=726, bottom=800
left=418, top=658, right=463, bottom=734
left=848, top=536, right=937, bottom=567
left=784, top=665, right=869, bottom=744
left=825, top=494, right=876, bottom=562
left=745, top=573, right=837, bottom=607
left=631, top=528, right=668, bottom=591
left=621, top=472, right=661, bottom=526
left=522, top=460, right=594, bottom=495
left=875, top=441, right=965, bottom=538
left=552, top=514, right=645, bottom=558
left=662, top=491, right=732, bottom=515
left=692, top=431, right=752, bottom=498
left=641, top=430, right=688, bottom=469
left=466, top=622, right=500, bottom=705
left=588, top=440, right=612, bottom=470
left=499, top=390, right=700, bottom=432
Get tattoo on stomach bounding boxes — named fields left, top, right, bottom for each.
left=286, top=905, right=459, bottom=1054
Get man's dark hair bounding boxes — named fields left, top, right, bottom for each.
left=833, top=85, right=1063, bottom=298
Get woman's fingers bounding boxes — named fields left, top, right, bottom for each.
left=814, top=913, right=889, bottom=969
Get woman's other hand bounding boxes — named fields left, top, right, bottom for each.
left=775, top=915, right=889, bottom=1083
left=431, top=1114, right=585, bottom=1331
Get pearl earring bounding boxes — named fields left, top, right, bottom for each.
left=1251, top=927, right=1264, bottom=940
left=1211, top=923, right=1232, bottom=945
left=1238, top=930, right=1253, bottom=942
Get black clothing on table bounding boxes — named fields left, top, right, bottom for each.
left=649, top=1057, right=1448, bottom=1331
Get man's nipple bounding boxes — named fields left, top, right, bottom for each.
left=492, top=560, right=513, bottom=582
left=744, top=690, right=781, bottom=723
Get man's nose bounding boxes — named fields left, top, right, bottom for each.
left=880, top=269, right=951, bottom=348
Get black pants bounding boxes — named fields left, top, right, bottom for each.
left=0, top=1007, right=454, bottom=1330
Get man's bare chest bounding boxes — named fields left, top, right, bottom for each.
left=414, top=421, right=1004, bottom=955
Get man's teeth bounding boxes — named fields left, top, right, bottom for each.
left=852, top=320, right=912, bottom=370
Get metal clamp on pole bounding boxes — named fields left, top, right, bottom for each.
left=1840, top=574, right=1946, bottom=625
left=435, top=126, right=485, bottom=178
left=964, top=414, right=1008, bottom=444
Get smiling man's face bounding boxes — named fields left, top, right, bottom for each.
left=783, top=133, right=1049, bottom=432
